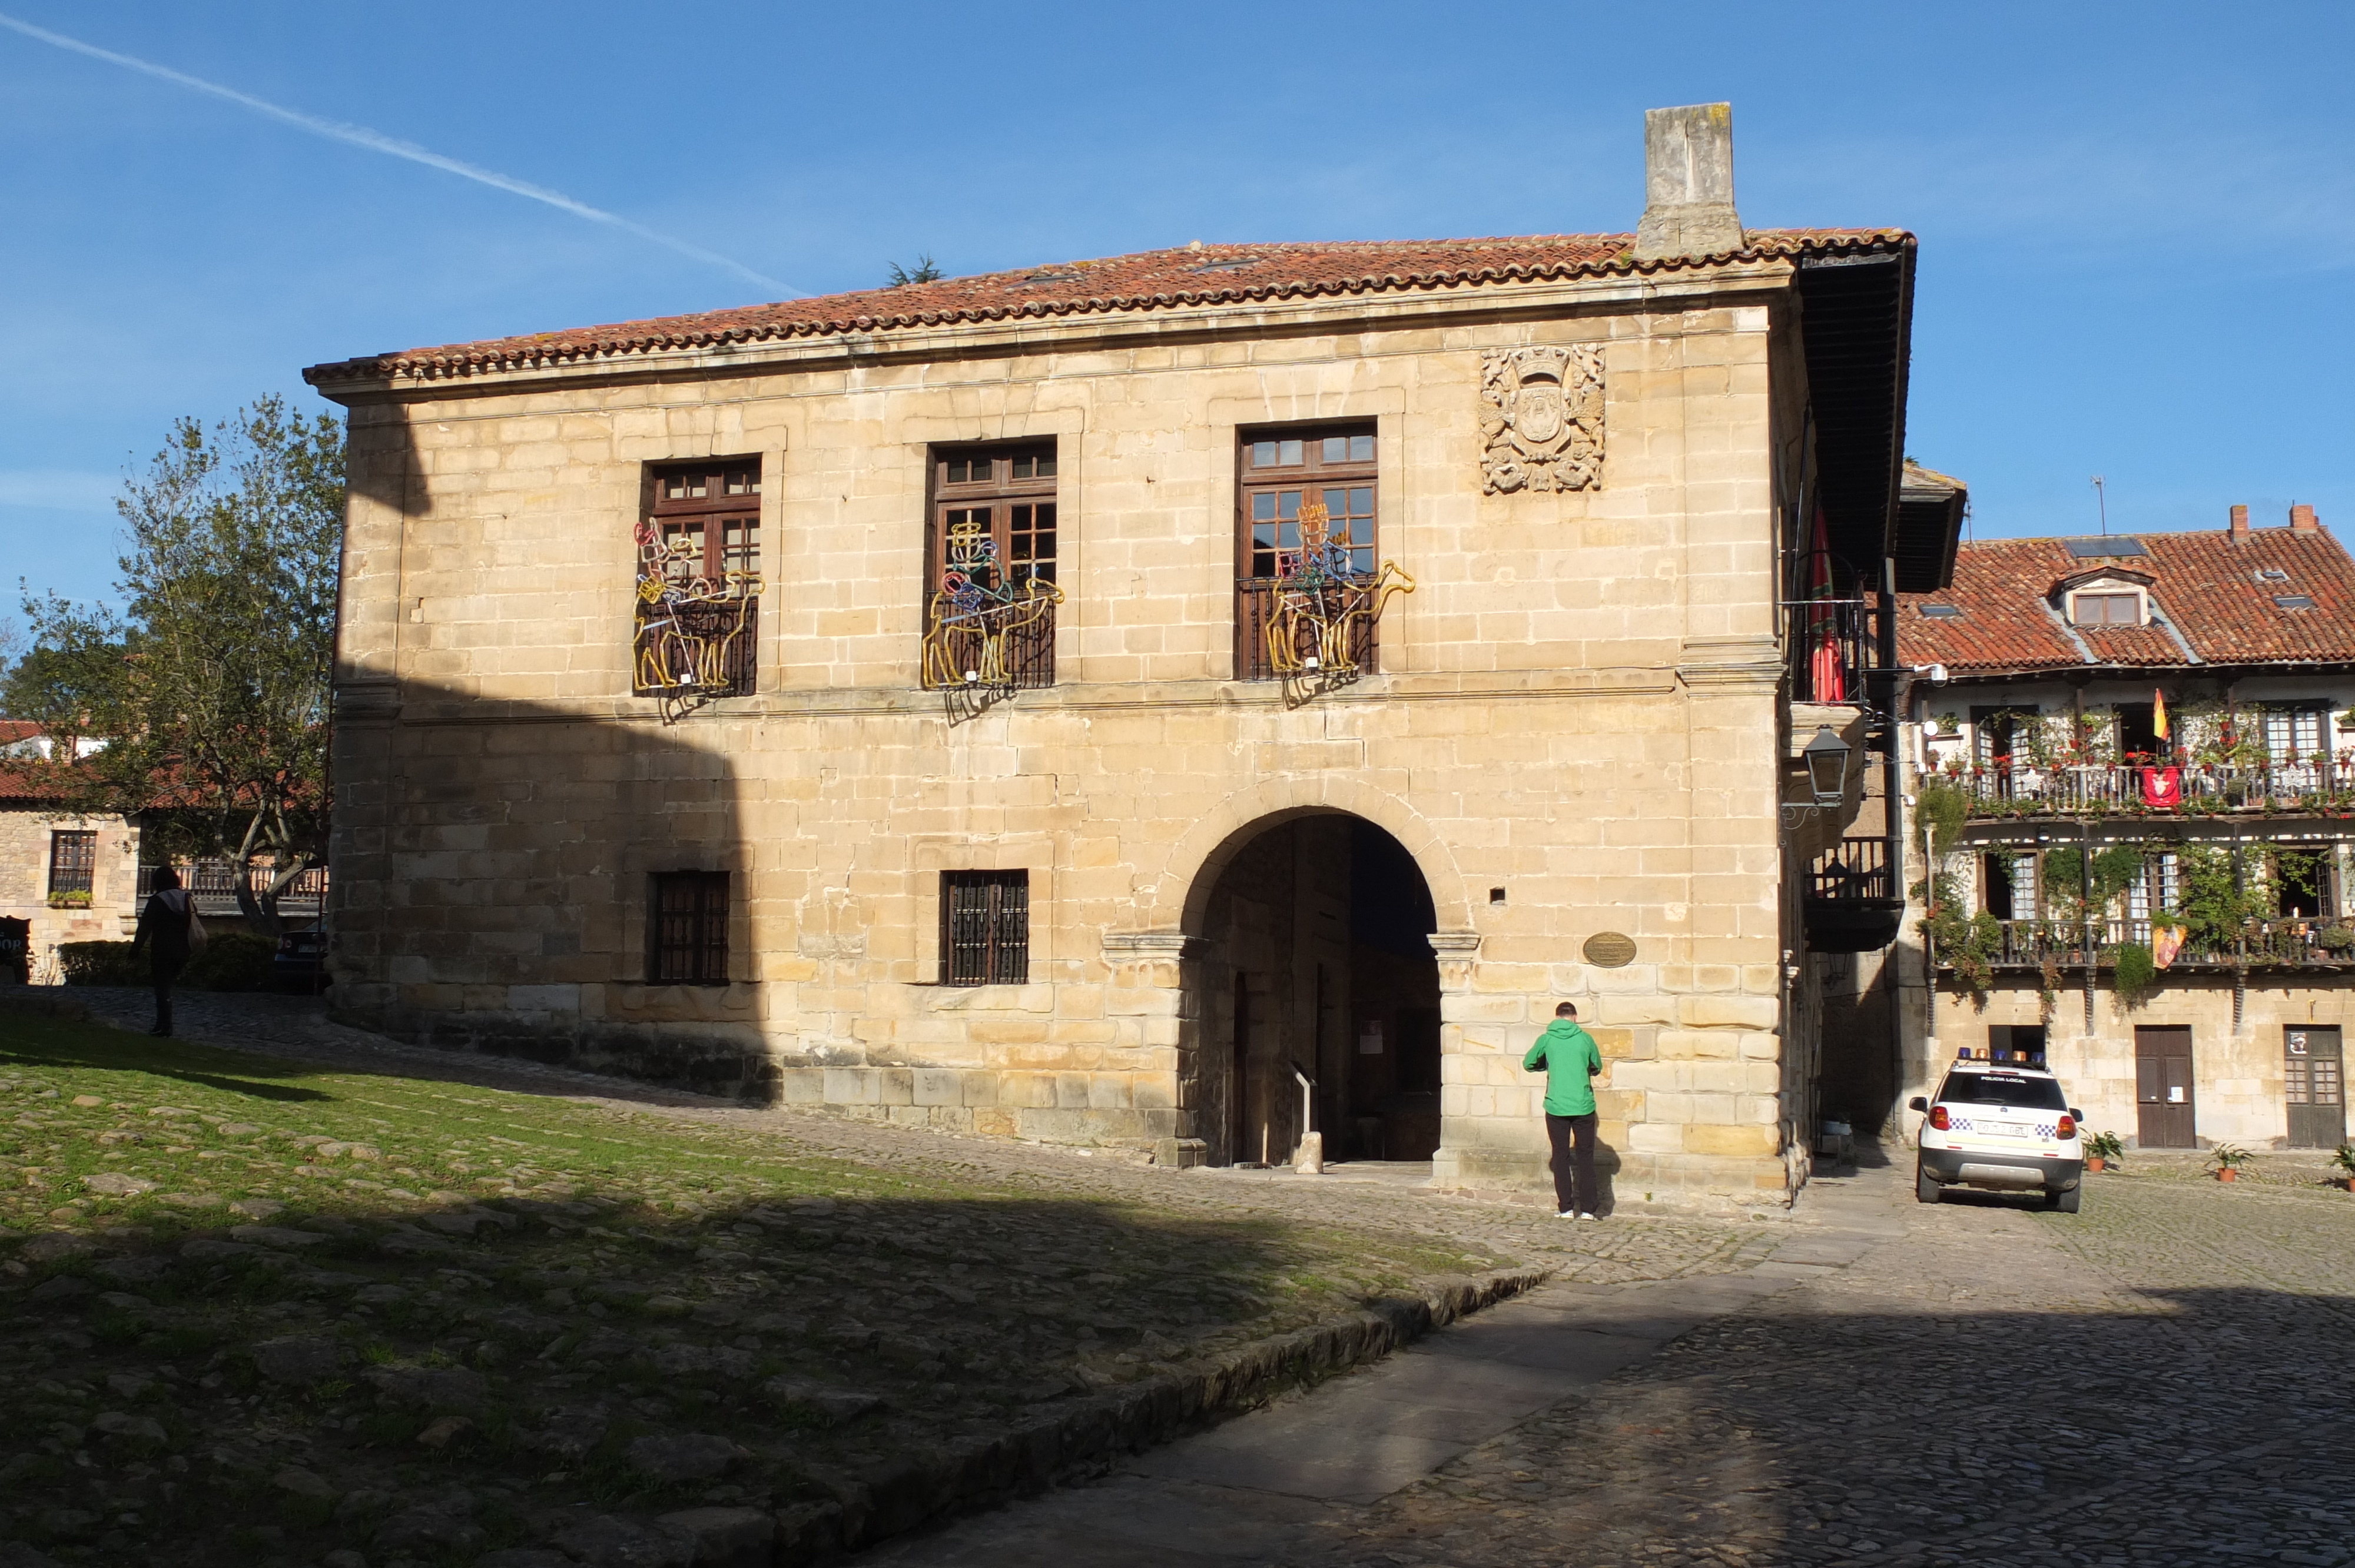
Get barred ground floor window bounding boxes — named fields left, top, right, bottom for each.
left=649, top=871, right=729, bottom=984
left=941, top=871, right=1028, bottom=985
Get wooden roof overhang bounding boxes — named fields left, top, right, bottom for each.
left=1794, top=249, right=1938, bottom=589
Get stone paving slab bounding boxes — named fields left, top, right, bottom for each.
left=869, top=1244, right=1862, bottom=1562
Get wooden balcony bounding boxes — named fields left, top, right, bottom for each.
left=1935, top=915, right=2355, bottom=974
left=1930, top=759, right=2355, bottom=821
left=137, top=862, right=327, bottom=920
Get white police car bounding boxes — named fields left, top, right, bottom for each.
left=1910, top=1057, right=2086, bottom=1212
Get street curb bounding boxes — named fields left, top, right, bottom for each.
left=773, top=1263, right=1553, bottom=1562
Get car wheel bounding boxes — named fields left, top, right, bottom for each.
left=1916, top=1162, right=1941, bottom=1204
left=2046, top=1185, right=2081, bottom=1214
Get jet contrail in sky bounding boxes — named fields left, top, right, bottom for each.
left=0, top=10, right=793, bottom=295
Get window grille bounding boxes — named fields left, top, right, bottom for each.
left=649, top=871, right=730, bottom=984
left=922, top=444, right=1060, bottom=690
left=635, top=460, right=761, bottom=699
left=48, top=831, right=95, bottom=897
left=941, top=871, right=1029, bottom=985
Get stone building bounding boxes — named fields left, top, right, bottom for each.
left=1872, top=506, right=2355, bottom=1152
left=303, top=105, right=1955, bottom=1201
left=0, top=723, right=142, bottom=984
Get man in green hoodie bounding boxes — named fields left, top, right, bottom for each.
left=1523, top=1001, right=1603, bottom=1219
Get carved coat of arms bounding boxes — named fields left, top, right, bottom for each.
left=1480, top=345, right=1604, bottom=494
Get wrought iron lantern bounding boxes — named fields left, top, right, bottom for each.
left=1802, top=725, right=1852, bottom=809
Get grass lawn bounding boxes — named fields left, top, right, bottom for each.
left=0, top=1008, right=1504, bottom=1564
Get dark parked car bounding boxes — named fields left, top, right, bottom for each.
left=273, top=926, right=328, bottom=992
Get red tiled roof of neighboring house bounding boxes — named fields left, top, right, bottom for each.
left=0, top=722, right=46, bottom=802
left=303, top=228, right=1913, bottom=386
left=1896, top=519, right=2355, bottom=674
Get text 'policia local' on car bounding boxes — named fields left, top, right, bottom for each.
left=1912, top=1054, right=2087, bottom=1212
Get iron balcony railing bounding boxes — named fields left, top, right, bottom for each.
left=138, top=861, right=328, bottom=916
left=1235, top=577, right=1378, bottom=682
left=1932, top=759, right=2355, bottom=817
left=1809, top=836, right=1895, bottom=902
left=920, top=600, right=1056, bottom=691
left=1786, top=595, right=1876, bottom=706
left=633, top=596, right=758, bottom=699
left=1938, top=915, right=2355, bottom=972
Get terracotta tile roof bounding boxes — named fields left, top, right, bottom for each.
left=0, top=723, right=54, bottom=802
left=1898, top=520, right=2355, bottom=675
left=303, top=228, right=1912, bottom=387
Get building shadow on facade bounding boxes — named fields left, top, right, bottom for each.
left=330, top=663, right=764, bottom=1100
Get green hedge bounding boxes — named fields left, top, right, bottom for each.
left=182, top=933, right=277, bottom=992
left=61, top=932, right=278, bottom=992
left=59, top=941, right=144, bottom=986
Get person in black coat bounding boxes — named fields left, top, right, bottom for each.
left=130, top=865, right=196, bottom=1037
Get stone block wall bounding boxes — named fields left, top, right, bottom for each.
left=0, top=808, right=141, bottom=982
left=322, top=265, right=1829, bottom=1201
left=1918, top=979, right=2353, bottom=1151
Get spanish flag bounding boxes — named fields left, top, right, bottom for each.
left=2154, top=689, right=2168, bottom=741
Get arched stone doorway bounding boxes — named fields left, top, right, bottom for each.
left=1186, top=812, right=1442, bottom=1167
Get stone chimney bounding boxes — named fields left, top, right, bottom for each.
left=2229, top=504, right=2249, bottom=541
left=2291, top=503, right=2320, bottom=534
left=1636, top=104, right=1744, bottom=262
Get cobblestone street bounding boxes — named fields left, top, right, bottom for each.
left=878, top=1154, right=2355, bottom=1568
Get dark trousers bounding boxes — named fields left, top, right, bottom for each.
left=150, top=956, right=185, bottom=1037
left=1545, top=1111, right=1598, bottom=1215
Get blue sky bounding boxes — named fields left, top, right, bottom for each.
left=3, top=1, right=2350, bottom=616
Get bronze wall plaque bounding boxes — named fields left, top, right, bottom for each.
left=1582, top=931, right=1637, bottom=968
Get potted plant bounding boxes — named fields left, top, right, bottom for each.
left=47, top=889, right=92, bottom=910
left=2210, top=1143, right=2253, bottom=1182
left=2331, top=1143, right=2355, bottom=1193
left=2083, top=1131, right=2124, bottom=1172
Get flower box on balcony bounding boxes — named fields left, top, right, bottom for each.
left=47, top=891, right=92, bottom=910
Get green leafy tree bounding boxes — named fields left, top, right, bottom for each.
left=6, top=397, right=343, bottom=934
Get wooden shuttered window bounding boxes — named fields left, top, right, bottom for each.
left=649, top=871, right=730, bottom=984
left=941, top=871, right=1029, bottom=985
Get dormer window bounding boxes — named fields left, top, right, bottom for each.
left=2071, top=589, right=2144, bottom=627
